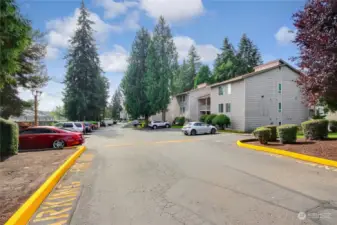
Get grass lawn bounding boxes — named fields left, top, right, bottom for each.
left=171, top=125, right=183, bottom=129
left=297, top=132, right=337, bottom=139
left=218, top=129, right=247, bottom=134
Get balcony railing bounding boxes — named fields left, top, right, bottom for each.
left=199, top=105, right=210, bottom=111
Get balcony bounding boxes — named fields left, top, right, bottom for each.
left=199, top=105, right=210, bottom=111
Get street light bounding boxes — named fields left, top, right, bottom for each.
left=31, top=90, right=42, bottom=126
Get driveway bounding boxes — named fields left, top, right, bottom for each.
left=70, top=125, right=337, bottom=225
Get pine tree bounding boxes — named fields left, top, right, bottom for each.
left=172, top=60, right=189, bottom=94
left=186, top=45, right=201, bottom=90
left=237, top=34, right=262, bottom=74
left=111, top=87, right=122, bottom=120
left=144, top=41, right=162, bottom=116
left=213, top=37, right=237, bottom=82
left=63, top=1, right=106, bottom=121
left=121, top=28, right=151, bottom=121
left=194, top=65, right=212, bottom=87
left=152, top=16, right=178, bottom=121
left=0, top=0, right=32, bottom=88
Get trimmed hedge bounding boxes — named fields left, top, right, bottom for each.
left=199, top=114, right=208, bottom=122
left=301, top=119, right=329, bottom=140
left=0, top=118, right=19, bottom=157
left=264, top=125, right=277, bottom=141
left=253, top=127, right=271, bottom=144
left=205, top=114, right=217, bottom=125
left=212, top=114, right=230, bottom=130
left=277, top=124, right=298, bottom=144
left=329, top=120, right=337, bottom=132
left=176, top=117, right=186, bottom=126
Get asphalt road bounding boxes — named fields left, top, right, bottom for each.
left=70, top=125, right=337, bottom=225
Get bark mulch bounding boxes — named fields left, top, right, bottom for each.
left=0, top=149, right=76, bottom=224
left=248, top=138, right=337, bottom=161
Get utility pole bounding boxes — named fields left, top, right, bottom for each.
left=32, top=90, right=42, bottom=126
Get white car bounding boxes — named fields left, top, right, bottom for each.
left=54, top=122, right=84, bottom=134
left=182, top=122, right=217, bottom=135
left=148, top=121, right=171, bottom=129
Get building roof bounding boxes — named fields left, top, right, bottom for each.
left=175, top=83, right=210, bottom=97
left=210, top=59, right=301, bottom=88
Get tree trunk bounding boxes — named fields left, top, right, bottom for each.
left=144, top=115, right=149, bottom=127
left=161, top=110, right=166, bottom=121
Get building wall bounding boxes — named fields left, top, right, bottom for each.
left=211, top=80, right=246, bottom=131
left=326, top=112, right=337, bottom=120
left=244, top=66, right=309, bottom=132
left=151, top=96, right=180, bottom=123
left=188, top=87, right=211, bottom=121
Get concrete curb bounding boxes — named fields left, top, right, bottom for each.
left=5, top=146, right=87, bottom=225
left=237, top=139, right=337, bottom=168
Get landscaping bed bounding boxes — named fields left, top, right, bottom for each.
left=247, top=138, right=337, bottom=161
left=0, top=149, right=76, bottom=224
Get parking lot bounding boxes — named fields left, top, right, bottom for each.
left=59, top=125, right=337, bottom=224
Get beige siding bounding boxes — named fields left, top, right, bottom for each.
left=281, top=67, right=309, bottom=125
left=211, top=81, right=245, bottom=131
left=188, top=87, right=211, bottom=121
left=245, top=66, right=309, bottom=131
left=151, top=97, right=180, bottom=123
left=327, top=112, right=337, bottom=120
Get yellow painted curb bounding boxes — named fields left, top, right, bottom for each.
left=237, top=140, right=337, bottom=168
left=5, top=146, right=87, bottom=225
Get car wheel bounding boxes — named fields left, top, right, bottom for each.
left=165, top=124, right=170, bottom=128
left=191, top=129, right=197, bottom=136
left=153, top=125, right=157, bottom=130
left=53, top=140, right=65, bottom=149
left=211, top=128, right=216, bottom=134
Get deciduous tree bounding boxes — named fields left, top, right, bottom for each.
left=293, top=0, right=337, bottom=111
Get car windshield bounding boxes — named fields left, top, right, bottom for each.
left=75, top=123, right=82, bottom=127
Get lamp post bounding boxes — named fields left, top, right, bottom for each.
left=31, top=90, right=42, bottom=126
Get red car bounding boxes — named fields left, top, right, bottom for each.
left=19, top=126, right=84, bottom=150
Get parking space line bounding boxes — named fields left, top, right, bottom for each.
left=104, top=139, right=199, bottom=148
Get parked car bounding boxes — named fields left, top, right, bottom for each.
left=182, top=122, right=217, bottom=135
left=19, top=126, right=84, bottom=150
left=54, top=122, right=85, bottom=134
left=148, top=121, right=171, bottom=129
left=83, top=122, right=93, bottom=133
left=104, top=119, right=113, bottom=126
left=131, top=120, right=140, bottom=127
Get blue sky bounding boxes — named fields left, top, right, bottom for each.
left=17, top=0, right=305, bottom=111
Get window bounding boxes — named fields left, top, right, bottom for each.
left=278, top=102, right=282, bottom=112
left=64, top=123, right=73, bottom=128
left=278, top=83, right=282, bottom=93
left=227, top=84, right=231, bottom=95
left=226, top=103, right=231, bottom=113
left=218, top=86, right=223, bottom=95
left=75, top=123, right=82, bottom=127
left=20, top=129, right=37, bottom=134
left=180, top=106, right=185, bottom=114
left=218, top=104, right=224, bottom=113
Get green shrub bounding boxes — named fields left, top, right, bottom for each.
left=205, top=114, right=217, bottom=125
left=0, top=118, right=19, bottom=157
left=277, top=124, right=298, bottom=144
left=301, top=119, right=329, bottom=140
left=176, top=117, right=185, bottom=126
left=253, top=127, right=271, bottom=144
left=199, top=114, right=208, bottom=122
left=329, top=120, right=337, bottom=132
left=212, top=114, right=230, bottom=130
left=264, top=125, right=277, bottom=141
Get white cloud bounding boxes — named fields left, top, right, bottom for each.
left=275, top=26, right=296, bottom=45
left=140, top=0, right=204, bottom=22
left=100, top=45, right=129, bottom=73
left=95, top=0, right=138, bottom=19
left=18, top=81, right=64, bottom=111
left=124, top=11, right=140, bottom=30
left=46, top=46, right=60, bottom=60
left=46, top=8, right=122, bottom=49
left=174, top=36, right=220, bottom=62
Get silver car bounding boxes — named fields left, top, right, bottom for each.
left=182, top=122, right=217, bottom=135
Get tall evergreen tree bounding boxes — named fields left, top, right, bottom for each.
left=121, top=28, right=151, bottom=121
left=152, top=16, right=178, bottom=121
left=172, top=59, right=189, bottom=94
left=194, top=65, right=212, bottom=87
left=213, top=37, right=237, bottom=82
left=236, top=34, right=262, bottom=74
left=111, top=87, right=122, bottom=120
left=0, top=0, right=32, bottom=88
left=63, top=1, right=106, bottom=121
left=185, top=45, right=201, bottom=90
